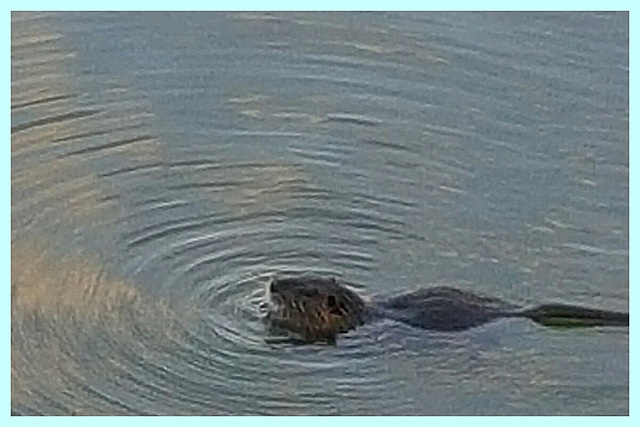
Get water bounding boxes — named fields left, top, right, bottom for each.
left=11, top=12, right=628, bottom=415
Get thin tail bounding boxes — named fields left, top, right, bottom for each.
left=520, top=304, right=628, bottom=328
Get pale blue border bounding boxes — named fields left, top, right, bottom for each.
left=6, top=4, right=633, bottom=423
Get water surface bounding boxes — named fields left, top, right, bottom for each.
left=11, top=12, right=628, bottom=415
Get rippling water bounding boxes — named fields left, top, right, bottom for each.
left=11, top=12, right=628, bottom=415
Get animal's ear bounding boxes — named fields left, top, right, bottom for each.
left=327, top=295, right=337, bottom=307
left=331, top=277, right=337, bottom=284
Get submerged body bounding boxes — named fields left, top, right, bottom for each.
left=265, top=276, right=629, bottom=342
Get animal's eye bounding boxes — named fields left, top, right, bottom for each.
left=327, top=295, right=336, bottom=307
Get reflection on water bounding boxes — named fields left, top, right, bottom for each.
left=12, top=12, right=628, bottom=415
left=175, top=161, right=307, bottom=212
left=11, top=238, right=186, bottom=415
left=12, top=239, right=138, bottom=317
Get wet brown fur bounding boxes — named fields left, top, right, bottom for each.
left=266, top=276, right=367, bottom=342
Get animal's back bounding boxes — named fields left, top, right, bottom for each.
left=379, top=286, right=518, bottom=331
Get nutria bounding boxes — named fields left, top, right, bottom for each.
left=265, top=276, right=629, bottom=343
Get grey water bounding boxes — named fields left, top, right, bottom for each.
left=11, top=12, right=628, bottom=415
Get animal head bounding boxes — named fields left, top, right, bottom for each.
left=266, top=276, right=366, bottom=342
